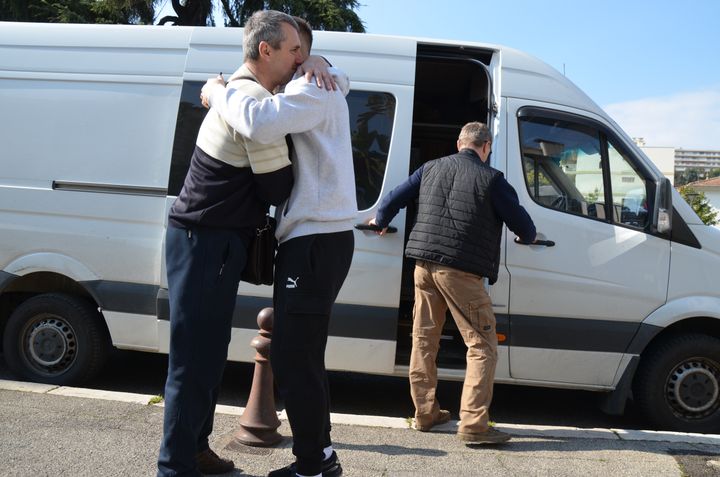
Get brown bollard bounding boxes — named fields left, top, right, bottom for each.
left=233, top=307, right=283, bottom=447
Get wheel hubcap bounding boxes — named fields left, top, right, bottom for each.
left=24, top=316, right=77, bottom=375
left=667, top=359, right=720, bottom=418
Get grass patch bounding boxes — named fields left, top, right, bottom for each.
left=148, top=395, right=164, bottom=405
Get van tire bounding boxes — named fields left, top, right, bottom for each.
left=633, top=333, right=720, bottom=433
left=2, top=293, right=110, bottom=385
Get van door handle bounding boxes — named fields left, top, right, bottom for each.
left=514, top=237, right=555, bottom=247
left=355, top=223, right=398, bottom=233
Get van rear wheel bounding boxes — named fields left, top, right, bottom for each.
left=2, top=293, right=110, bottom=385
left=633, top=333, right=720, bottom=433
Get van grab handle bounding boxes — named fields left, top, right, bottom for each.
left=355, top=223, right=398, bottom=233
left=514, top=237, right=555, bottom=247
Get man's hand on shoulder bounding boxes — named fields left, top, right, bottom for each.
left=297, top=55, right=336, bottom=91
left=200, top=74, right=226, bottom=109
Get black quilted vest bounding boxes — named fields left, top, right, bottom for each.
left=405, top=149, right=503, bottom=283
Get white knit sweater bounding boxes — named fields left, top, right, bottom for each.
left=209, top=68, right=357, bottom=243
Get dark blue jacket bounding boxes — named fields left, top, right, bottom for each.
left=375, top=148, right=536, bottom=282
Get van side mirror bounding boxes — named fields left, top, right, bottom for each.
left=652, top=178, right=672, bottom=234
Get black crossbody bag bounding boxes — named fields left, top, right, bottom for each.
left=241, top=214, right=277, bottom=286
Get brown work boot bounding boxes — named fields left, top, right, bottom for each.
left=195, top=448, right=235, bottom=475
left=458, top=427, right=511, bottom=444
left=415, top=409, right=452, bottom=432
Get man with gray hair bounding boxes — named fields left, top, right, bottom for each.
left=157, top=10, right=303, bottom=476
left=370, top=122, right=537, bottom=445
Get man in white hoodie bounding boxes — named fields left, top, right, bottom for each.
left=202, top=17, right=355, bottom=477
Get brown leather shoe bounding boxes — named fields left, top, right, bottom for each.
left=415, top=409, right=452, bottom=432
left=458, top=427, right=511, bottom=444
left=195, top=448, right=235, bottom=475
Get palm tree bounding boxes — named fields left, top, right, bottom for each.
left=158, top=0, right=364, bottom=30
left=2, top=0, right=364, bottom=31
left=0, top=0, right=155, bottom=24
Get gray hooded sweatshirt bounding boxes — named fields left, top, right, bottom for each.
left=209, top=67, right=357, bottom=243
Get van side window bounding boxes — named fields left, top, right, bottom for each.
left=519, top=116, right=606, bottom=219
left=168, top=83, right=396, bottom=211
left=608, top=141, right=649, bottom=228
left=346, top=91, right=396, bottom=210
left=518, top=111, right=650, bottom=230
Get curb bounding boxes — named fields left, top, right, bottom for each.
left=2, top=378, right=720, bottom=446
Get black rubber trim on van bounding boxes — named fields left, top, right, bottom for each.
left=670, top=207, right=702, bottom=249
left=82, top=280, right=159, bottom=316
left=599, top=355, right=639, bottom=415
left=80, top=280, right=660, bottom=350
left=0, top=271, right=16, bottom=292
left=509, top=315, right=640, bottom=353
left=52, top=180, right=167, bottom=197
left=156, top=292, right=398, bottom=342
left=87, top=281, right=398, bottom=342
left=625, top=322, right=664, bottom=355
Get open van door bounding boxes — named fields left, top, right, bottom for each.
left=394, top=44, right=506, bottom=379
left=503, top=100, right=671, bottom=387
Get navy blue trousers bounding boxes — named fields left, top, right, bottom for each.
left=271, top=231, right=354, bottom=476
left=157, top=225, right=247, bottom=476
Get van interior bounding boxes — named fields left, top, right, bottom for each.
left=395, top=44, right=494, bottom=369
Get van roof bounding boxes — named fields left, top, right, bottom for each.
left=1, top=22, right=603, bottom=116
left=312, top=30, right=603, bottom=114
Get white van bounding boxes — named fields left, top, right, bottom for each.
left=1, top=22, right=719, bottom=433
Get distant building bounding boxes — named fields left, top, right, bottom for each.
left=675, top=149, right=720, bottom=174
left=639, top=146, right=675, bottom=185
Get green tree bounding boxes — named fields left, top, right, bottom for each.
left=675, top=167, right=706, bottom=187
left=160, top=0, right=365, bottom=30
left=678, top=185, right=719, bottom=226
left=1, top=0, right=365, bottom=31
left=0, top=0, right=155, bottom=23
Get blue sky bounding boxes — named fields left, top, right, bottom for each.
left=158, top=0, right=720, bottom=149
left=355, top=0, right=720, bottom=150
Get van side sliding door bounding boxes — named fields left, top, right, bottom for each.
left=161, top=29, right=416, bottom=374
left=504, top=99, right=671, bottom=388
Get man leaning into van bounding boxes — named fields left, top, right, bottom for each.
left=370, top=122, right=536, bottom=445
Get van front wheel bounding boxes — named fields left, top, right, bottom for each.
left=2, top=293, right=110, bottom=385
left=634, top=333, right=720, bottom=433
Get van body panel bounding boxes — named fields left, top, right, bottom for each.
left=504, top=98, right=671, bottom=321
left=3, top=76, right=180, bottom=188
left=312, top=31, right=418, bottom=86
left=158, top=321, right=397, bottom=374
left=642, top=296, right=720, bottom=329
left=503, top=98, right=671, bottom=385
left=104, top=311, right=159, bottom=351
left=0, top=23, right=190, bottom=77
left=508, top=348, right=624, bottom=386
left=0, top=189, right=165, bottom=285
left=666, top=225, right=720, bottom=310
left=498, top=47, right=600, bottom=112
left=3, top=253, right=98, bottom=282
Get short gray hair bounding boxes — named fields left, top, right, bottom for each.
left=243, top=10, right=299, bottom=62
left=293, top=16, right=313, bottom=52
left=458, top=122, right=492, bottom=147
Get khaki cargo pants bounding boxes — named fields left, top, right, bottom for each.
left=410, top=261, right=498, bottom=434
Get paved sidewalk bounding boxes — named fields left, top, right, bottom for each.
left=1, top=380, right=720, bottom=476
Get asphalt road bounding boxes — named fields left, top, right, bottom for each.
left=1, top=348, right=647, bottom=430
